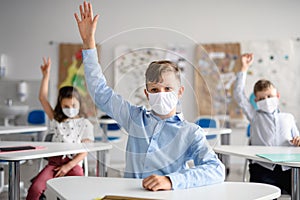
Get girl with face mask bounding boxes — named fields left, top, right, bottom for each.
left=26, top=57, right=94, bottom=200
left=234, top=53, right=300, bottom=196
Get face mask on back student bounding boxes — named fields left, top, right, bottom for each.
left=143, top=60, right=184, bottom=119
left=253, top=79, right=280, bottom=114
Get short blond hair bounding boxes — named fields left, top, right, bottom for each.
left=145, top=60, right=181, bottom=88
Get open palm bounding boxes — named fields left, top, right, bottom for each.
left=74, top=1, right=99, bottom=49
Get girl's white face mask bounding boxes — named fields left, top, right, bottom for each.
left=147, top=91, right=178, bottom=115
left=256, top=97, right=279, bottom=113
left=62, top=108, right=79, bottom=118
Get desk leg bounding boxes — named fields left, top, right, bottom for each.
left=102, top=124, right=108, bottom=142
left=291, top=168, right=300, bottom=200
left=8, top=161, right=20, bottom=200
left=221, top=134, right=230, bottom=175
left=96, top=150, right=108, bottom=177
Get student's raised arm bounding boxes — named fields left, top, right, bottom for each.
left=74, top=1, right=99, bottom=49
left=240, top=53, right=253, bottom=72
left=233, top=53, right=255, bottom=121
left=39, top=57, right=54, bottom=120
left=74, top=2, right=134, bottom=132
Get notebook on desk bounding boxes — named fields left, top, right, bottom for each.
left=257, top=153, right=300, bottom=162
left=0, top=145, right=36, bottom=152
left=95, top=195, right=161, bottom=200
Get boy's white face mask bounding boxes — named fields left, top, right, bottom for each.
left=147, top=91, right=178, bottom=115
left=256, top=97, right=279, bottom=113
left=62, top=108, right=79, bottom=118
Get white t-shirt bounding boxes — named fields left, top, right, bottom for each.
left=50, top=118, right=94, bottom=143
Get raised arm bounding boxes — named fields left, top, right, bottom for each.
left=74, top=1, right=99, bottom=49
left=39, top=57, right=54, bottom=120
left=233, top=53, right=255, bottom=121
left=240, top=53, right=254, bottom=73
left=74, top=2, right=135, bottom=131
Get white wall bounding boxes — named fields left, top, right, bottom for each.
left=1, top=0, right=300, bottom=121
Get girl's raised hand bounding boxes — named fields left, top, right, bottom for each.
left=40, top=57, right=51, bottom=77
left=74, top=1, right=99, bottom=49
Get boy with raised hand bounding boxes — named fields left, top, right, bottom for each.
left=234, top=53, right=300, bottom=195
left=75, top=1, right=225, bottom=191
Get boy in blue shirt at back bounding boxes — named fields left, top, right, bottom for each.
left=74, top=1, right=225, bottom=191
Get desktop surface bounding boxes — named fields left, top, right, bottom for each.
left=47, top=176, right=280, bottom=200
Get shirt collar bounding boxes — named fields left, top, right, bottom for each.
left=257, top=108, right=280, bottom=115
left=149, top=110, right=184, bottom=122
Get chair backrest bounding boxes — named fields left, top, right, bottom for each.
left=97, top=115, right=122, bottom=142
left=44, top=133, right=54, bottom=142
left=195, top=116, right=219, bottom=140
left=195, top=118, right=218, bottom=128
left=99, top=115, right=120, bottom=131
left=249, top=93, right=258, bottom=110
left=27, top=110, right=46, bottom=125
left=246, top=124, right=251, bottom=138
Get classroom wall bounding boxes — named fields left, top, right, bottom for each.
left=0, top=0, right=300, bottom=122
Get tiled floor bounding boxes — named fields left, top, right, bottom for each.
left=0, top=161, right=291, bottom=200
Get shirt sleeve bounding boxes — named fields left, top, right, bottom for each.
left=233, top=71, right=255, bottom=121
left=82, top=48, right=137, bottom=131
left=81, top=119, right=95, bottom=141
left=291, top=115, right=300, bottom=138
left=167, top=128, right=225, bottom=189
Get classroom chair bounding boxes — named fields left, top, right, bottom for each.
left=95, top=115, right=122, bottom=143
left=194, top=116, right=219, bottom=141
left=24, top=109, right=46, bottom=141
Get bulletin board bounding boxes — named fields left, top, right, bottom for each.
left=195, top=39, right=300, bottom=123
left=58, top=43, right=101, bottom=117
left=194, top=43, right=243, bottom=118
left=241, top=39, right=299, bottom=121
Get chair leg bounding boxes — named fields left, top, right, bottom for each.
left=0, top=167, right=4, bottom=193
left=243, top=159, right=249, bottom=182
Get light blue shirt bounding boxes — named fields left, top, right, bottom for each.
left=82, top=48, right=225, bottom=189
left=234, top=71, right=299, bottom=170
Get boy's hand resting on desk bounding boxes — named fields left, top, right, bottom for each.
left=290, top=136, right=300, bottom=146
left=142, top=175, right=172, bottom=191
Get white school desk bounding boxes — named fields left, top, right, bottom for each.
left=97, top=118, right=232, bottom=142
left=0, top=141, right=112, bottom=200
left=203, top=128, right=232, bottom=136
left=47, top=176, right=280, bottom=200
left=0, top=125, right=47, bottom=142
left=214, top=145, right=300, bottom=200
left=0, top=125, right=47, bottom=135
